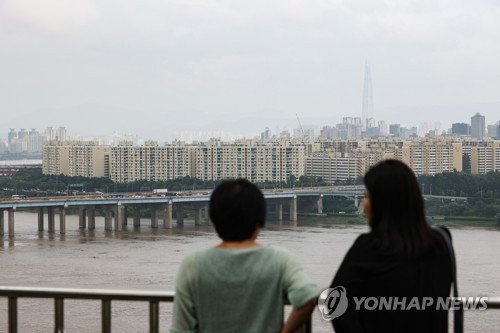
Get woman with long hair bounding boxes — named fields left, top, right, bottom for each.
left=329, top=160, right=453, bottom=333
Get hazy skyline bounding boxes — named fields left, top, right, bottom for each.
left=1, top=0, right=499, bottom=141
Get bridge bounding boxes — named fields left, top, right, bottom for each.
left=0, top=186, right=365, bottom=236
left=0, top=184, right=467, bottom=236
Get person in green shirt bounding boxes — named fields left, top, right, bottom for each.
left=171, top=178, right=318, bottom=333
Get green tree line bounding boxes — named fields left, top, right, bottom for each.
left=1, top=168, right=499, bottom=219
left=0, top=168, right=328, bottom=196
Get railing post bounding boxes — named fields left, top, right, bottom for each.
left=102, top=299, right=111, bottom=333
left=8, top=296, right=18, bottom=333
left=54, top=298, right=64, bottom=332
left=149, top=300, right=159, bottom=333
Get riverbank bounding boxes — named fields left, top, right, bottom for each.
left=295, top=213, right=500, bottom=228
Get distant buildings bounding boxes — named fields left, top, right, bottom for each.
left=42, top=141, right=110, bottom=178
left=471, top=113, right=486, bottom=140
left=42, top=136, right=500, bottom=185
left=44, top=139, right=306, bottom=184
left=452, top=123, right=469, bottom=136
left=10, top=109, right=500, bottom=183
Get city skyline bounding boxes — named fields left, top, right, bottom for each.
left=2, top=109, right=499, bottom=146
left=1, top=1, right=499, bottom=141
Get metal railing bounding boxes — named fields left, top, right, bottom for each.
left=0, top=286, right=312, bottom=333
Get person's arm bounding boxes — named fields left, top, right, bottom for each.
left=280, top=248, right=319, bottom=332
left=281, top=298, right=317, bottom=333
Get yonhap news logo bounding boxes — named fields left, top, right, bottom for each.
left=317, top=286, right=348, bottom=320
left=318, top=286, right=489, bottom=321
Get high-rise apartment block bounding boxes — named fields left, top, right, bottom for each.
left=44, top=139, right=306, bottom=184
left=306, top=156, right=365, bottom=182
left=43, top=141, right=110, bottom=178
left=337, top=117, right=362, bottom=140
left=305, top=139, right=462, bottom=181
left=470, top=141, right=500, bottom=174
left=194, top=140, right=304, bottom=183
left=43, top=137, right=500, bottom=184
left=7, top=128, right=45, bottom=153
left=110, top=141, right=193, bottom=183
left=398, top=140, right=462, bottom=175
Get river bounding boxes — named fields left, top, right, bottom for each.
left=1, top=212, right=499, bottom=332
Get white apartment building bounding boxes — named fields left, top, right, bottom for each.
left=110, top=141, right=194, bottom=183
left=398, top=140, right=462, bottom=175
left=470, top=141, right=500, bottom=174
left=43, top=141, right=109, bottom=178
left=42, top=138, right=476, bottom=184
left=193, top=140, right=305, bottom=183
left=42, top=141, right=70, bottom=175
left=305, top=156, right=365, bottom=183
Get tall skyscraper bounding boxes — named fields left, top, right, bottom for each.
left=362, top=62, right=374, bottom=130
left=471, top=113, right=485, bottom=140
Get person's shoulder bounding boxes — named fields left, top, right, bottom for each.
left=179, top=248, right=216, bottom=268
left=433, top=225, right=452, bottom=241
left=351, top=232, right=373, bottom=248
left=260, top=246, right=300, bottom=267
left=265, top=245, right=293, bottom=257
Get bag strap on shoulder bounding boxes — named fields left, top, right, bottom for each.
left=434, top=226, right=463, bottom=333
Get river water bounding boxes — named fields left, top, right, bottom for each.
left=1, top=212, right=499, bottom=332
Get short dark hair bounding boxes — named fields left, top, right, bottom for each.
left=364, top=159, right=435, bottom=257
left=209, top=178, right=266, bottom=241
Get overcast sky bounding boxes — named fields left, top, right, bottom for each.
left=1, top=0, right=499, bottom=141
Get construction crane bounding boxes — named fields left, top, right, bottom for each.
left=295, top=113, right=304, bottom=138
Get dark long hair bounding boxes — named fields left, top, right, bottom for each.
left=364, top=160, right=436, bottom=257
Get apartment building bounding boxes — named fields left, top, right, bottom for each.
left=398, top=140, right=462, bottom=175
left=193, top=140, right=305, bottom=183
left=42, top=141, right=70, bottom=175
left=110, top=141, right=194, bottom=183
left=470, top=141, right=500, bottom=174
left=305, top=156, right=365, bottom=183
left=43, top=141, right=109, bottom=178
left=42, top=138, right=480, bottom=184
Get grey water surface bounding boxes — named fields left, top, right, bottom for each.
left=1, top=212, right=499, bottom=332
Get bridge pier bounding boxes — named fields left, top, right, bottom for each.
left=123, top=207, right=128, bottom=226
left=133, top=207, right=141, bottom=227
left=194, top=203, right=203, bottom=226
left=8, top=209, right=15, bottom=237
left=316, top=195, right=323, bottom=214
left=79, top=207, right=87, bottom=229
left=104, top=207, right=113, bottom=231
left=115, top=205, right=125, bottom=231
left=48, top=207, right=55, bottom=233
left=176, top=205, right=184, bottom=226
left=38, top=208, right=44, bottom=231
left=151, top=206, right=159, bottom=228
left=59, top=208, right=66, bottom=234
left=164, top=202, right=173, bottom=228
left=289, top=197, right=297, bottom=224
left=88, top=206, right=96, bottom=230
left=203, top=204, right=210, bottom=225
left=0, top=209, right=4, bottom=236
left=275, top=202, right=283, bottom=222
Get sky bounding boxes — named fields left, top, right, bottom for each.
left=1, top=0, right=499, bottom=142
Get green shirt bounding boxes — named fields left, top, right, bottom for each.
left=170, top=245, right=318, bottom=333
